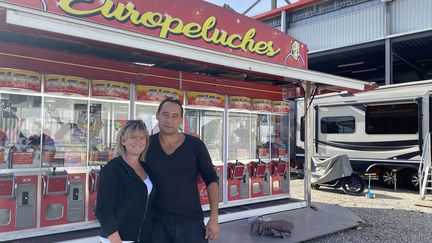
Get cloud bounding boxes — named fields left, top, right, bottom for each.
left=205, top=0, right=298, bottom=16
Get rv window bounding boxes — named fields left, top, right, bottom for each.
left=366, top=103, right=418, bottom=134
left=321, top=116, right=355, bottom=134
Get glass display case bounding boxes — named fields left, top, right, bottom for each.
left=0, top=67, right=292, bottom=223
left=44, top=97, right=89, bottom=167
left=271, top=101, right=291, bottom=159
left=135, top=85, right=184, bottom=135
left=184, top=109, right=224, bottom=162
left=87, top=80, right=130, bottom=166
left=251, top=99, right=273, bottom=160
left=0, top=93, right=42, bottom=169
left=136, top=104, right=159, bottom=135
left=228, top=112, right=256, bottom=160
left=271, top=114, right=289, bottom=159
left=255, top=113, right=271, bottom=159
left=88, top=101, right=129, bottom=166
left=184, top=91, right=225, bottom=162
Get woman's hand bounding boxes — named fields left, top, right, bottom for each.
left=108, top=231, right=122, bottom=243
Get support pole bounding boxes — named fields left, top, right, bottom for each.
left=385, top=39, right=393, bottom=85
left=271, top=0, right=277, bottom=10
left=281, top=10, right=287, bottom=33
left=384, top=1, right=393, bottom=85
left=303, top=81, right=314, bottom=207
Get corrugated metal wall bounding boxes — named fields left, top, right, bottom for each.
left=391, top=0, right=432, bottom=34
left=286, top=0, right=432, bottom=53
left=287, top=4, right=384, bottom=52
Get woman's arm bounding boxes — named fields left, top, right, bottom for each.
left=96, top=162, right=121, bottom=238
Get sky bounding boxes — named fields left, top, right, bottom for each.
left=205, top=0, right=299, bottom=17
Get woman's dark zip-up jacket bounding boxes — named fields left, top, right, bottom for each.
left=96, top=156, right=156, bottom=242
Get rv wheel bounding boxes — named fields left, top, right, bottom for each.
left=404, top=170, right=419, bottom=191
left=379, top=169, right=395, bottom=188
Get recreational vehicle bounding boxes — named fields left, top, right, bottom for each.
left=295, top=80, right=432, bottom=190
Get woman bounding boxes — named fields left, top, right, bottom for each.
left=96, top=120, right=156, bottom=243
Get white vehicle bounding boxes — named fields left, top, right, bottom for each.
left=294, top=80, right=432, bottom=190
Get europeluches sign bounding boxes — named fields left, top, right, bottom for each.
left=58, top=0, right=280, bottom=57
left=6, top=0, right=307, bottom=67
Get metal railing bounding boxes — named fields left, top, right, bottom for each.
left=419, top=132, right=431, bottom=199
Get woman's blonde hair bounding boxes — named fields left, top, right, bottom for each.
left=115, top=120, right=149, bottom=161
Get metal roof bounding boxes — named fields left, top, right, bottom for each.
left=308, top=31, right=432, bottom=84
left=254, top=0, right=322, bottom=20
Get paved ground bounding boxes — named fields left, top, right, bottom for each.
left=213, top=202, right=364, bottom=243
left=7, top=177, right=432, bottom=242
left=288, top=179, right=432, bottom=242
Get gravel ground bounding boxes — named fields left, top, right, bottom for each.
left=288, top=178, right=432, bottom=242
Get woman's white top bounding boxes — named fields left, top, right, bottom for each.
left=99, top=177, right=153, bottom=243
left=99, top=238, right=134, bottom=243
left=143, top=177, right=153, bottom=195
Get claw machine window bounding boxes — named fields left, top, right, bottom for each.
left=184, top=109, right=224, bottom=162
left=1, top=94, right=42, bottom=169
left=135, top=85, right=184, bottom=135
left=228, top=96, right=255, bottom=161
left=271, top=101, right=290, bottom=159
left=252, top=99, right=273, bottom=159
left=185, top=92, right=224, bottom=162
left=228, top=112, right=256, bottom=160
left=271, top=116, right=289, bottom=159
left=44, top=97, right=89, bottom=167
left=0, top=68, right=42, bottom=169
left=88, top=80, right=130, bottom=166
left=255, top=113, right=271, bottom=159
left=88, top=102, right=128, bottom=166
left=43, top=75, right=91, bottom=167
left=136, top=105, right=159, bottom=135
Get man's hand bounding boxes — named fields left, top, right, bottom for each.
left=205, top=217, right=219, bottom=240
left=205, top=182, right=219, bottom=240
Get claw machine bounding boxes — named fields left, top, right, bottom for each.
left=0, top=68, right=41, bottom=232
left=249, top=99, right=272, bottom=199
left=269, top=101, right=291, bottom=195
left=87, top=80, right=130, bottom=221
left=227, top=96, right=253, bottom=202
left=135, top=85, right=184, bottom=135
left=41, top=74, right=91, bottom=227
left=185, top=92, right=224, bottom=206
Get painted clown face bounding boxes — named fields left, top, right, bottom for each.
left=291, top=41, right=300, bottom=60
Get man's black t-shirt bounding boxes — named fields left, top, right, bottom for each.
left=146, top=133, right=218, bottom=221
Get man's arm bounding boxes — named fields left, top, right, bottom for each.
left=205, top=182, right=219, bottom=240
left=195, top=138, right=220, bottom=240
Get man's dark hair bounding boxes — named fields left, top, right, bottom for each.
left=157, top=97, right=183, bottom=117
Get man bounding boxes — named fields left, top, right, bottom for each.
left=146, top=97, right=220, bottom=243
